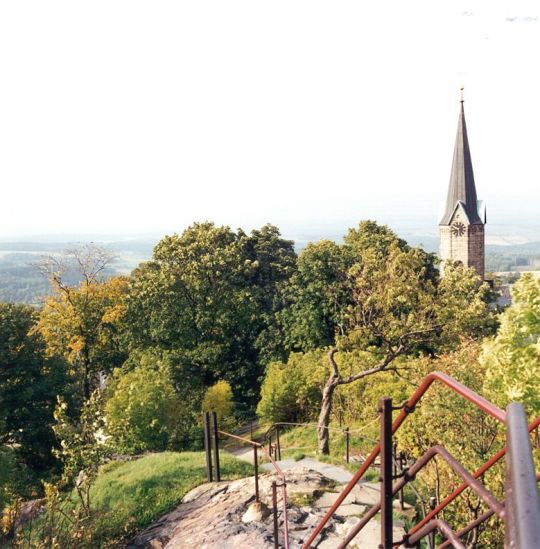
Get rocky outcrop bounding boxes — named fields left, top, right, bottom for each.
left=126, top=467, right=406, bottom=548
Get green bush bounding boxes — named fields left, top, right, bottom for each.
left=202, top=380, right=235, bottom=429
left=105, top=365, right=181, bottom=454
left=257, top=351, right=328, bottom=423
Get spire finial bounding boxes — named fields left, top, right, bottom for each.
left=460, top=86, right=465, bottom=103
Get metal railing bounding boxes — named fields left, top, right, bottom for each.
left=301, top=371, right=540, bottom=548
left=202, top=411, right=290, bottom=549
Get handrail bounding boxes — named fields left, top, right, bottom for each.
left=217, top=428, right=290, bottom=548
left=302, top=371, right=507, bottom=548
left=504, top=403, right=540, bottom=547
left=405, top=415, right=540, bottom=544
left=438, top=474, right=540, bottom=549
left=337, top=444, right=504, bottom=548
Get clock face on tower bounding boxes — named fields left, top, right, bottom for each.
left=451, top=222, right=466, bottom=237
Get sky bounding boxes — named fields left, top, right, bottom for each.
left=1, top=1, right=539, bottom=240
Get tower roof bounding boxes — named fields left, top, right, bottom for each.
left=440, top=101, right=483, bottom=225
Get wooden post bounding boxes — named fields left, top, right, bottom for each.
left=203, top=412, right=213, bottom=482
left=211, top=411, right=221, bottom=482
left=345, top=427, right=350, bottom=464
left=276, top=425, right=281, bottom=461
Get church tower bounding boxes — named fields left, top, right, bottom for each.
left=439, top=97, right=486, bottom=279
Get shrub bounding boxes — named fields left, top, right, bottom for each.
left=202, top=380, right=235, bottom=429
left=105, top=365, right=181, bottom=454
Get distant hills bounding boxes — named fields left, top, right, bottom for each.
left=1, top=232, right=539, bottom=304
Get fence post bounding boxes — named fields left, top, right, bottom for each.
left=276, top=425, right=281, bottom=461
left=269, top=433, right=273, bottom=457
left=211, top=411, right=221, bottom=482
left=272, top=480, right=279, bottom=549
left=380, top=397, right=393, bottom=549
left=398, top=451, right=405, bottom=510
left=428, top=497, right=436, bottom=548
left=253, top=445, right=259, bottom=502
left=345, top=427, right=350, bottom=464
left=203, top=412, right=213, bottom=482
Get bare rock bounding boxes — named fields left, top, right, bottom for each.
left=242, top=502, right=271, bottom=523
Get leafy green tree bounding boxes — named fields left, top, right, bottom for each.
left=482, top=273, right=540, bottom=415
left=284, top=221, right=492, bottom=454
left=278, top=240, right=352, bottom=352
left=257, top=351, right=329, bottom=423
left=0, top=302, right=68, bottom=469
left=125, top=222, right=296, bottom=409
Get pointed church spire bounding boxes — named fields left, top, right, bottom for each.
left=439, top=95, right=483, bottom=225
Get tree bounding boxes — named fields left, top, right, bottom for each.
left=482, top=273, right=540, bottom=415
left=305, top=222, right=491, bottom=454
left=35, top=245, right=129, bottom=401
left=0, top=302, right=68, bottom=469
left=125, top=222, right=296, bottom=409
left=278, top=240, right=352, bottom=352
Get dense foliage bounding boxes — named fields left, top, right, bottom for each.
left=0, top=303, right=68, bottom=469
left=105, top=363, right=182, bottom=454
left=482, top=273, right=540, bottom=415
left=125, top=222, right=295, bottom=410
left=1, top=220, right=537, bottom=548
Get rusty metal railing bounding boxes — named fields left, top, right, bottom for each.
left=202, top=411, right=290, bottom=549
left=301, top=371, right=540, bottom=548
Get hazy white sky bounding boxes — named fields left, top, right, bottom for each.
left=1, top=1, right=539, bottom=238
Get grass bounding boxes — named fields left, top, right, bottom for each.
left=91, top=451, right=252, bottom=528
left=21, top=451, right=252, bottom=548
left=274, top=424, right=380, bottom=477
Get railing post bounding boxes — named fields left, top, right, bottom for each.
left=345, top=427, right=350, bottom=464
left=398, top=451, right=405, bottom=510
left=269, top=433, right=273, bottom=457
left=211, top=411, right=221, bottom=482
left=428, top=497, right=437, bottom=549
left=276, top=425, right=281, bottom=461
left=380, top=397, right=393, bottom=549
left=203, top=412, right=213, bottom=482
left=253, top=445, right=259, bottom=502
left=272, top=480, right=279, bottom=548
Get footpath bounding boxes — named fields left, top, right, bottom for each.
left=127, top=447, right=412, bottom=548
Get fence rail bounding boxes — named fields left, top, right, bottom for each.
left=301, top=371, right=540, bottom=549
left=203, top=371, right=539, bottom=548
left=202, top=411, right=290, bottom=549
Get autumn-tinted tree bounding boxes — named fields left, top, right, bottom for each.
left=35, top=245, right=130, bottom=401
left=397, top=341, right=505, bottom=547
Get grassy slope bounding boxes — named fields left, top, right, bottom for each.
left=22, top=451, right=252, bottom=548
left=92, top=452, right=252, bottom=532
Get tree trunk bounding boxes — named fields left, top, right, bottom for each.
left=317, top=376, right=338, bottom=455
